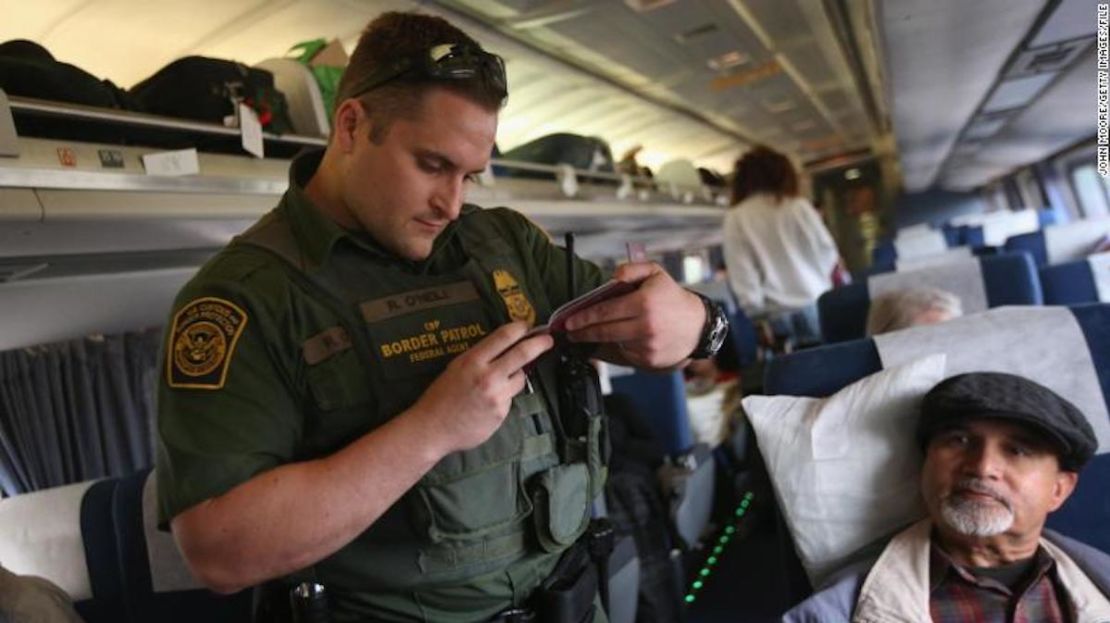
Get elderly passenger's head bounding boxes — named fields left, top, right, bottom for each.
left=866, top=287, right=962, bottom=336
left=916, top=373, right=1096, bottom=547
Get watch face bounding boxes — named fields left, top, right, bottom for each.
left=690, top=294, right=729, bottom=359
left=709, top=311, right=729, bottom=351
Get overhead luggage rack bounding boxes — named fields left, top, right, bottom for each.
left=1, top=93, right=325, bottom=158
left=0, top=90, right=727, bottom=274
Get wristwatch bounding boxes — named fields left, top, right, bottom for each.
left=688, top=292, right=730, bottom=359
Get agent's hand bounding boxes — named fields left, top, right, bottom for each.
left=563, top=262, right=705, bottom=369
left=409, top=321, right=554, bottom=455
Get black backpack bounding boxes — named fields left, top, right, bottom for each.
left=130, top=56, right=294, bottom=135
left=0, top=39, right=134, bottom=110
left=0, top=39, right=141, bottom=142
left=501, top=133, right=618, bottom=185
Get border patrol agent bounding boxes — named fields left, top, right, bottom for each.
left=156, top=11, right=727, bottom=623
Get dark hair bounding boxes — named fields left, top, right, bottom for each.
left=730, top=145, right=799, bottom=205
left=335, top=12, right=506, bottom=142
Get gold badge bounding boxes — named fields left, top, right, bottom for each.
left=167, top=297, right=248, bottom=390
left=493, top=269, right=536, bottom=326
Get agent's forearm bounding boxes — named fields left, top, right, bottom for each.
left=171, top=405, right=448, bottom=593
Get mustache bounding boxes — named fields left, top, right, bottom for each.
left=946, top=479, right=1012, bottom=511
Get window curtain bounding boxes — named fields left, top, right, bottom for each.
left=0, top=328, right=163, bottom=496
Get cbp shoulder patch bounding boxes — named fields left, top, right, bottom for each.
left=167, top=297, right=248, bottom=390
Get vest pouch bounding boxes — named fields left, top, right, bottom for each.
left=418, top=412, right=532, bottom=545
left=530, top=463, right=591, bottom=553
left=420, top=461, right=531, bottom=543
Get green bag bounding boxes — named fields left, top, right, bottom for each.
left=288, top=39, right=345, bottom=115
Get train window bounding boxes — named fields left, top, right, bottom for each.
left=1069, top=164, right=1110, bottom=218
left=1015, top=169, right=1046, bottom=210
left=1002, top=177, right=1024, bottom=210
left=983, top=183, right=1009, bottom=212
left=683, top=254, right=708, bottom=283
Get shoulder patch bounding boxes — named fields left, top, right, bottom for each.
left=167, top=297, right=248, bottom=390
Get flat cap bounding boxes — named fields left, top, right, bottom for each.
left=918, top=372, right=1098, bottom=471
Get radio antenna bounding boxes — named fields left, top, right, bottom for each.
left=565, top=233, right=576, bottom=296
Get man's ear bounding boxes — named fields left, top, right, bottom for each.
left=1047, top=470, right=1079, bottom=512
left=332, top=99, right=364, bottom=153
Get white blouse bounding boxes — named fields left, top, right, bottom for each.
left=723, top=193, right=839, bottom=315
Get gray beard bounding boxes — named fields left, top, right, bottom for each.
left=940, top=492, right=1015, bottom=537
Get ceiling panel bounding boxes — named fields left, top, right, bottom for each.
left=782, top=42, right=843, bottom=93
left=702, top=0, right=771, bottom=58
left=0, top=0, right=87, bottom=43
left=980, top=73, right=1057, bottom=113
left=939, top=45, right=1097, bottom=190
left=819, top=89, right=854, bottom=117
left=879, top=0, right=1045, bottom=191
left=31, top=0, right=271, bottom=87
left=739, top=0, right=810, bottom=46
left=1029, top=0, right=1098, bottom=47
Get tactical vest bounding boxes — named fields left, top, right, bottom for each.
left=233, top=203, right=608, bottom=594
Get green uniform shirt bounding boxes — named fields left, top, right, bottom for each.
left=156, top=150, right=607, bottom=622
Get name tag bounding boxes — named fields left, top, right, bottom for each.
left=360, top=282, right=480, bottom=323
left=363, top=282, right=492, bottom=380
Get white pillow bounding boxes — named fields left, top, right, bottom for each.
left=743, top=354, right=946, bottom=587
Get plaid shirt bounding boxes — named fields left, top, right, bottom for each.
left=929, top=543, right=1072, bottom=623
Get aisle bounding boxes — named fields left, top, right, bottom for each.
left=686, top=500, right=800, bottom=623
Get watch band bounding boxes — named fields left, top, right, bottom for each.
left=688, top=291, right=729, bottom=359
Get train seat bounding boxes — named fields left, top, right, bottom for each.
left=1004, top=216, right=1110, bottom=267
left=872, top=226, right=986, bottom=273
left=113, top=469, right=252, bottom=623
left=610, top=371, right=716, bottom=551
left=0, top=478, right=121, bottom=623
left=891, top=245, right=974, bottom=271
left=871, top=240, right=897, bottom=270
left=941, top=224, right=986, bottom=248
left=818, top=252, right=1042, bottom=343
left=0, top=471, right=251, bottom=623
left=893, top=229, right=948, bottom=260
left=1041, top=253, right=1110, bottom=305
left=606, top=532, right=641, bottom=623
left=754, top=304, right=1110, bottom=606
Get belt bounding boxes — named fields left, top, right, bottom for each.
left=489, top=607, right=536, bottom=623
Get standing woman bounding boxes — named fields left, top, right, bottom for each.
left=723, top=145, right=839, bottom=345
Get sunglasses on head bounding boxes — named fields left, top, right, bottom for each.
left=347, top=43, right=507, bottom=98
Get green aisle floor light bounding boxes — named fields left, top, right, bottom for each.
left=684, top=490, right=756, bottom=607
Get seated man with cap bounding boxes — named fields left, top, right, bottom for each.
left=786, top=372, right=1110, bottom=622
